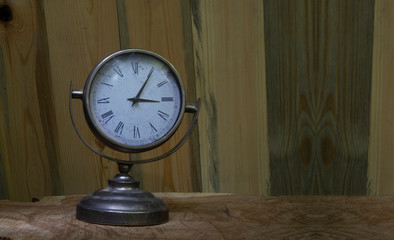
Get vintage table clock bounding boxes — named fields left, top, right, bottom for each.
left=69, top=49, right=201, bottom=226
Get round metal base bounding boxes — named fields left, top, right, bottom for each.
left=76, top=173, right=168, bottom=226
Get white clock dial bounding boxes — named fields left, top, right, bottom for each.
left=83, top=50, right=185, bottom=152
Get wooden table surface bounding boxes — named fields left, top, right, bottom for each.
left=1, top=193, right=394, bottom=239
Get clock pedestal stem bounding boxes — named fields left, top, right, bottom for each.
left=118, top=162, right=133, bottom=174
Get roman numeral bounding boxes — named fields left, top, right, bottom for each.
left=131, top=61, right=138, bottom=75
left=101, top=110, right=114, bottom=123
left=113, top=66, right=123, bottom=77
left=157, top=80, right=168, bottom=88
left=161, top=97, right=173, bottom=102
left=101, top=110, right=113, bottom=119
left=101, top=82, right=113, bottom=87
left=97, top=97, right=110, bottom=103
left=98, top=72, right=112, bottom=78
left=157, top=110, right=169, bottom=121
left=149, top=122, right=157, bottom=133
left=133, top=126, right=140, bottom=138
left=115, top=121, right=124, bottom=134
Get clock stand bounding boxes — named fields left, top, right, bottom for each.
left=76, top=162, right=169, bottom=226
left=70, top=80, right=201, bottom=226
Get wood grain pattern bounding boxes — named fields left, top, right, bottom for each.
left=368, top=0, right=394, bottom=195
left=0, top=0, right=392, bottom=200
left=264, top=0, right=375, bottom=195
left=118, top=0, right=201, bottom=192
left=43, top=0, right=123, bottom=196
left=192, top=0, right=270, bottom=194
left=0, top=0, right=57, bottom=201
left=2, top=194, right=394, bottom=239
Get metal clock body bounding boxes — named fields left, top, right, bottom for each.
left=82, top=49, right=185, bottom=153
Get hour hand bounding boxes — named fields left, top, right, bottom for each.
left=127, top=97, right=159, bottom=103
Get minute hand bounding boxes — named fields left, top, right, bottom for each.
left=132, top=67, right=155, bottom=106
left=127, top=97, right=159, bottom=103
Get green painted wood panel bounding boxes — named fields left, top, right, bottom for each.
left=264, top=0, right=375, bottom=195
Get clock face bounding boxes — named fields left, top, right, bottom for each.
left=83, top=49, right=185, bottom=152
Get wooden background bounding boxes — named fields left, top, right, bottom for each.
left=0, top=0, right=392, bottom=201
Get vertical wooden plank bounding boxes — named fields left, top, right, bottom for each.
left=0, top=0, right=59, bottom=201
left=264, top=0, right=375, bottom=195
left=368, top=0, right=394, bottom=195
left=192, top=0, right=270, bottom=194
left=35, top=0, right=64, bottom=197
left=117, top=0, right=201, bottom=192
left=43, top=0, right=122, bottom=195
left=0, top=26, right=9, bottom=199
left=0, top=1, right=11, bottom=199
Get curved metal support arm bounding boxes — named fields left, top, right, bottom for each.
left=69, top=81, right=201, bottom=165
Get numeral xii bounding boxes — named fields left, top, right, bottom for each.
left=131, top=61, right=138, bottom=75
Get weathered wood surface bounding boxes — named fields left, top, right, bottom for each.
left=1, top=193, right=394, bottom=239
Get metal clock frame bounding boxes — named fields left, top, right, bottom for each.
left=70, top=49, right=201, bottom=165
left=79, top=49, right=186, bottom=153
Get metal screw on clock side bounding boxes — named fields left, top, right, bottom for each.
left=71, top=89, right=83, bottom=99
left=185, top=103, right=198, bottom=113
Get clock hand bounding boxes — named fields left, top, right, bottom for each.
left=127, top=97, right=159, bottom=103
left=132, top=67, right=155, bottom=106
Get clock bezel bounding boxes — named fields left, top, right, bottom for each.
left=82, top=49, right=186, bottom=153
